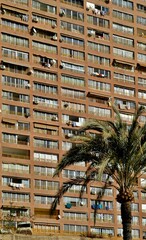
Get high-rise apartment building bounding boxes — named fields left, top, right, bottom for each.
left=0, top=0, right=146, bottom=238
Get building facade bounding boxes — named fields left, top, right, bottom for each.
left=0, top=0, right=146, bottom=238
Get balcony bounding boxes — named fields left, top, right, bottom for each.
left=60, top=0, right=83, bottom=8
left=2, top=147, right=30, bottom=159
left=4, top=0, right=28, bottom=6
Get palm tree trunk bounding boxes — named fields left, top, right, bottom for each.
left=121, top=201, right=132, bottom=240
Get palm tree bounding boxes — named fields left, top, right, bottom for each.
left=52, top=106, right=146, bottom=240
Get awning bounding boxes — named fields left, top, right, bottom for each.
left=34, top=123, right=58, bottom=130
left=2, top=4, right=28, bottom=14
left=114, top=59, right=135, bottom=66
left=2, top=118, right=17, bottom=124
left=88, top=92, right=110, bottom=99
left=137, top=62, right=146, bottom=68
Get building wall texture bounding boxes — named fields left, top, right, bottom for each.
left=0, top=0, right=146, bottom=239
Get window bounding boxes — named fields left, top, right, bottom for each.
left=61, top=88, right=85, bottom=99
left=34, top=70, right=57, bottom=82
left=61, top=21, right=84, bottom=34
left=137, top=4, right=146, bottom=13
left=60, top=8, right=84, bottom=21
left=64, top=212, right=88, bottom=221
left=33, top=83, right=57, bottom=94
left=113, top=35, right=134, bottom=47
left=114, top=98, right=135, bottom=109
left=63, top=169, right=85, bottom=178
left=2, top=19, right=28, bottom=32
left=2, top=163, right=29, bottom=174
left=3, top=63, right=27, bottom=75
left=113, top=47, right=134, bottom=59
left=87, top=29, right=110, bottom=40
left=88, top=106, right=111, bottom=117
left=62, top=141, right=73, bottom=151
left=34, top=224, right=59, bottom=233
left=2, top=177, right=30, bottom=188
left=33, top=96, right=58, bottom=108
left=61, top=48, right=84, bottom=60
left=2, top=192, right=30, bottom=202
left=113, top=10, right=133, bottom=22
left=88, top=54, right=110, bottom=66
left=87, top=42, right=110, bottom=54
left=34, top=195, right=55, bottom=204
left=34, top=180, right=59, bottom=190
left=61, top=62, right=85, bottom=73
left=114, top=86, right=135, bottom=96
left=32, top=41, right=57, bottom=54
left=2, top=75, right=29, bottom=88
left=32, top=14, right=57, bottom=26
left=60, top=0, right=83, bottom=8
left=63, top=196, right=87, bottom=207
left=34, top=166, right=55, bottom=177
left=87, top=15, right=109, bottom=28
left=90, top=213, right=114, bottom=222
left=61, top=35, right=84, bottom=47
left=34, top=152, right=58, bottom=163
left=138, top=90, right=146, bottom=99
left=114, top=73, right=135, bottom=84
left=33, top=111, right=58, bottom=121
left=2, top=47, right=29, bottom=61
left=138, top=77, right=146, bottom=86
left=138, top=53, right=146, bottom=62
left=112, top=0, right=133, bottom=9
left=2, top=91, right=29, bottom=103
left=33, top=138, right=58, bottom=149
left=137, top=16, right=146, bottom=25
left=61, top=101, right=85, bottom=113
left=1, top=33, right=28, bottom=47
left=137, top=42, right=146, bottom=51
left=113, top=22, right=134, bottom=35
left=2, top=104, right=30, bottom=117
left=88, top=67, right=111, bottom=79
left=61, top=75, right=85, bottom=87
left=64, top=225, right=87, bottom=233
left=32, top=0, right=57, bottom=14
left=88, top=80, right=111, bottom=92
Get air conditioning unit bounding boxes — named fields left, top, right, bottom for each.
left=88, top=30, right=94, bottom=37
left=32, top=16, right=39, bottom=23
left=117, top=234, right=122, bottom=237
left=1, top=8, right=6, bottom=14
left=25, top=112, right=30, bottom=118
left=59, top=9, right=65, bottom=16
left=27, top=69, right=34, bottom=75
left=52, top=22, right=57, bottom=28
left=91, top=72, right=99, bottom=76
left=80, top=201, right=84, bottom=206
left=92, top=8, right=96, bottom=13
left=93, top=8, right=98, bottom=14
left=67, top=133, right=73, bottom=138
left=52, top=116, right=58, bottom=121
left=60, top=62, right=65, bottom=68
left=91, top=189, right=96, bottom=195
left=11, top=213, right=16, bottom=217
left=52, top=35, right=57, bottom=41
left=25, top=83, right=31, bottom=89
left=31, top=27, right=37, bottom=34
left=0, top=64, right=6, bottom=70
left=50, top=59, right=56, bottom=65
left=59, top=37, right=63, bottom=42
left=44, top=63, right=51, bottom=68
left=33, top=99, right=39, bottom=105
